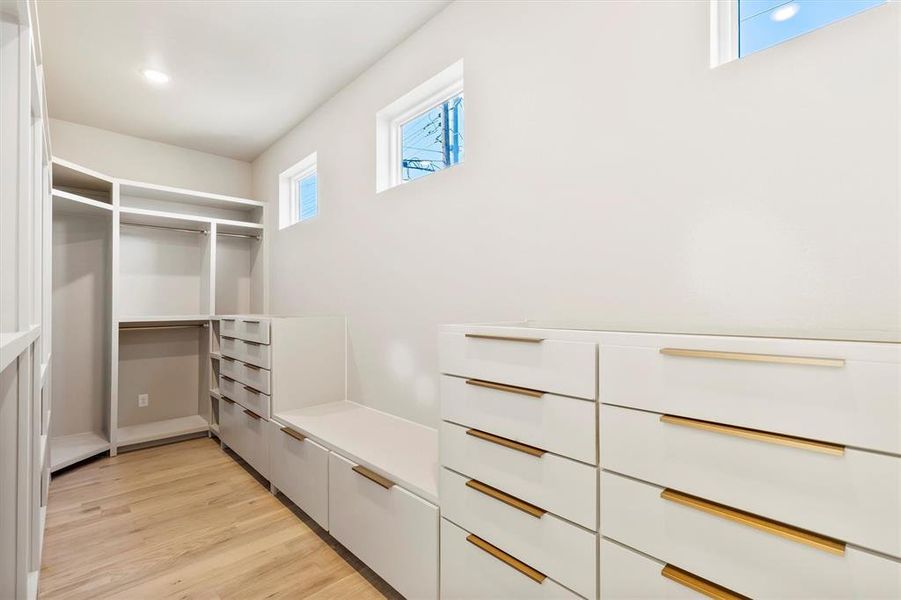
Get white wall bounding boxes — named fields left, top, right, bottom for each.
left=253, top=1, right=900, bottom=427
left=50, top=118, right=252, bottom=197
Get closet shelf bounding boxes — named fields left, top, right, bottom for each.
left=118, top=179, right=263, bottom=211
left=118, top=206, right=262, bottom=237
left=275, top=401, right=439, bottom=504
left=52, top=189, right=113, bottom=215
left=119, top=315, right=211, bottom=328
left=117, top=415, right=210, bottom=447
left=50, top=432, right=110, bottom=472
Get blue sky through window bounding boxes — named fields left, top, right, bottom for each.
left=401, top=94, right=464, bottom=182
left=297, top=173, right=318, bottom=221
left=738, top=0, right=886, bottom=57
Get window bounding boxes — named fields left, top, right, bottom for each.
left=711, top=0, right=886, bottom=65
left=400, top=93, right=464, bottom=183
left=376, top=60, right=463, bottom=192
left=278, top=152, right=317, bottom=229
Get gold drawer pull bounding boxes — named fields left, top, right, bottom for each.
left=244, top=363, right=260, bottom=371
left=243, top=320, right=260, bottom=324
left=221, top=396, right=235, bottom=405
left=661, top=488, right=845, bottom=555
left=221, top=318, right=236, bottom=322
left=352, top=465, right=394, bottom=490
left=243, top=385, right=262, bottom=395
left=660, top=348, right=844, bottom=368
left=222, top=335, right=237, bottom=341
left=661, top=564, right=748, bottom=600
left=280, top=427, right=306, bottom=443
left=221, top=356, right=235, bottom=362
left=221, top=375, right=235, bottom=382
left=660, top=414, right=845, bottom=456
left=243, top=409, right=262, bottom=420
left=244, top=340, right=262, bottom=347
left=466, top=428, right=546, bottom=457
left=466, top=479, right=546, bottom=518
left=466, top=379, right=544, bottom=398
left=466, top=533, right=546, bottom=584
left=465, top=333, right=545, bottom=343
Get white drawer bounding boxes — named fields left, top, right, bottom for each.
left=220, top=357, right=271, bottom=396
left=221, top=397, right=269, bottom=479
left=600, top=471, right=901, bottom=599
left=329, top=452, right=438, bottom=599
left=601, top=404, right=901, bottom=558
left=441, top=518, right=579, bottom=600
left=268, top=421, right=328, bottom=529
left=439, top=332, right=596, bottom=400
left=239, top=384, right=270, bottom=419
left=441, top=421, right=596, bottom=531
left=600, top=336, right=901, bottom=454
left=219, top=355, right=241, bottom=380
left=441, top=467, right=596, bottom=599
left=221, top=336, right=271, bottom=369
left=600, top=539, right=715, bottom=600
left=441, top=375, right=596, bottom=465
left=219, top=374, right=242, bottom=403
left=220, top=316, right=270, bottom=344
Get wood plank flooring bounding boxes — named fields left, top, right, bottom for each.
left=39, top=437, right=399, bottom=600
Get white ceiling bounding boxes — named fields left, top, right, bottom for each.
left=37, top=1, right=449, bottom=161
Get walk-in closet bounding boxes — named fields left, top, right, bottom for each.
left=4, top=1, right=900, bottom=599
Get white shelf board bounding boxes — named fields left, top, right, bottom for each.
left=119, top=315, right=211, bottom=327
left=119, top=206, right=213, bottom=231
left=216, top=218, right=264, bottom=236
left=210, top=388, right=221, bottom=399
left=50, top=432, right=110, bottom=472
left=117, top=415, right=209, bottom=447
left=52, top=157, right=114, bottom=191
left=119, top=179, right=262, bottom=211
left=210, top=352, right=221, bottom=361
left=0, top=325, right=40, bottom=372
left=52, top=189, right=113, bottom=215
left=275, top=401, right=438, bottom=504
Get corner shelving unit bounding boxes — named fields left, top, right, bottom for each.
left=49, top=158, right=266, bottom=466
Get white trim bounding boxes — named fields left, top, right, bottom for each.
left=710, top=0, right=740, bottom=67
left=376, top=60, right=464, bottom=193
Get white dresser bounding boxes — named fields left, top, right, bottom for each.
left=440, top=323, right=901, bottom=600
left=216, top=315, right=346, bottom=480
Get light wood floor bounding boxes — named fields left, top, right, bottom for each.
left=39, top=437, right=399, bottom=600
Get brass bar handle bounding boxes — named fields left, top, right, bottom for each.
left=465, top=379, right=544, bottom=398
left=244, top=340, right=262, bottom=347
left=352, top=465, right=395, bottom=490
left=660, top=488, right=845, bottom=555
left=244, top=409, right=262, bottom=420
left=661, top=564, right=748, bottom=600
left=221, top=396, right=235, bottom=404
left=466, top=479, right=546, bottom=518
left=659, top=348, right=844, bottom=368
left=281, top=427, right=306, bottom=443
left=221, top=375, right=236, bottom=382
left=466, top=533, right=546, bottom=584
left=243, top=385, right=262, bottom=395
left=466, top=428, right=546, bottom=457
left=244, top=363, right=260, bottom=371
left=465, top=333, right=545, bottom=343
left=243, top=320, right=260, bottom=324
left=220, top=318, right=236, bottom=322
left=660, top=414, right=844, bottom=456
left=221, top=335, right=237, bottom=341
left=221, top=356, right=235, bottom=362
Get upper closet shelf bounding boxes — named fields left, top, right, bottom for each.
left=52, top=158, right=114, bottom=204
left=52, top=189, right=114, bottom=215
left=118, top=179, right=262, bottom=211
left=119, top=315, right=210, bottom=327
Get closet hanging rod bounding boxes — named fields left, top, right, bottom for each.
left=121, top=222, right=209, bottom=235
left=119, top=324, right=208, bottom=332
left=120, top=221, right=261, bottom=240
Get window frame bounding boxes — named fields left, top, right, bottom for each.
left=390, top=82, right=464, bottom=188
left=277, top=151, right=318, bottom=230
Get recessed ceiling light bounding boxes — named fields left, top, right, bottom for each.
left=141, top=69, right=170, bottom=85
left=771, top=3, right=799, bottom=22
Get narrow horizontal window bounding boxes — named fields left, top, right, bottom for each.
left=400, top=94, right=464, bottom=183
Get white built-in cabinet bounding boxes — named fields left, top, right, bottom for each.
left=48, top=157, right=266, bottom=470
left=0, top=1, right=52, bottom=598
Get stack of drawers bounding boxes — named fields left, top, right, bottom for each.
left=598, top=333, right=901, bottom=598
left=439, top=330, right=599, bottom=599
left=218, top=316, right=272, bottom=478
